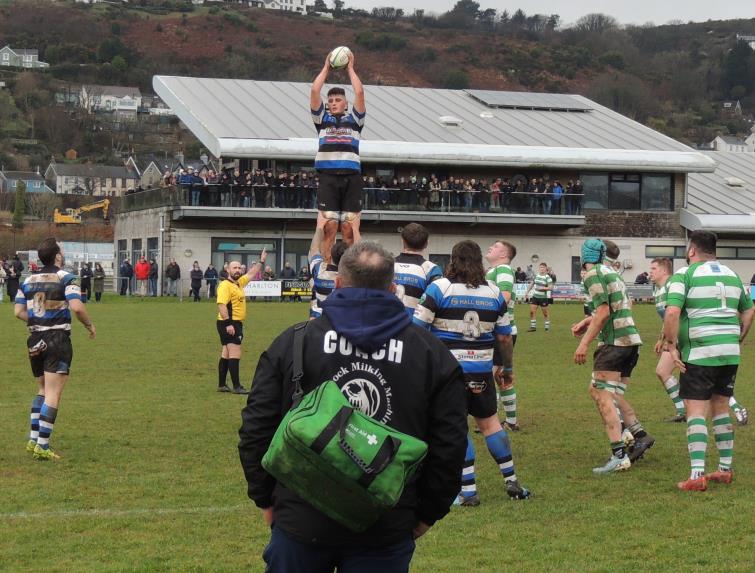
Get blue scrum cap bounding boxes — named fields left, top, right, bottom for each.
left=581, top=239, right=606, bottom=265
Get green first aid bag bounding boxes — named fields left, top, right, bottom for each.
left=262, top=323, right=428, bottom=532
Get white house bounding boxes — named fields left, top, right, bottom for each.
left=249, top=0, right=308, bottom=13
left=711, top=135, right=748, bottom=153
left=80, top=85, right=142, bottom=114
left=45, top=162, right=139, bottom=196
left=736, top=34, right=755, bottom=50
left=0, top=46, right=49, bottom=69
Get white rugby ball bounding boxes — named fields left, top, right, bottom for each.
left=329, top=46, right=352, bottom=70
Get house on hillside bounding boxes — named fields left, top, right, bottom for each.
left=0, top=170, right=53, bottom=193
left=80, top=85, right=142, bottom=117
left=248, top=0, right=308, bottom=13
left=140, top=161, right=164, bottom=189
left=45, top=162, right=139, bottom=196
left=736, top=34, right=755, bottom=50
left=711, top=135, right=748, bottom=153
left=722, top=100, right=743, bottom=116
left=0, top=46, right=49, bottom=69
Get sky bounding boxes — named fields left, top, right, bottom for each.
left=342, top=0, right=755, bottom=27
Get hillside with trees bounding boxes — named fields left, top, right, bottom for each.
left=1, top=0, right=755, bottom=170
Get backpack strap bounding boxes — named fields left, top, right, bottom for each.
left=290, top=321, right=309, bottom=408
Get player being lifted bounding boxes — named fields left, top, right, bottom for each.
left=414, top=240, right=530, bottom=504
left=310, top=49, right=366, bottom=261
left=485, top=240, right=520, bottom=431
left=526, top=262, right=553, bottom=331
left=573, top=239, right=646, bottom=474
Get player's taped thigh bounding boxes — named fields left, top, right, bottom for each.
left=590, top=373, right=618, bottom=393
left=340, top=211, right=359, bottom=223
left=322, top=210, right=340, bottom=222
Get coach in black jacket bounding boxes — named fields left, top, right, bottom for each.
left=239, top=240, right=467, bottom=573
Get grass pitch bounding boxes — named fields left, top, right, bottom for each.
left=1, top=297, right=753, bottom=572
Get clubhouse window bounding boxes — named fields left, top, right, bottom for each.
left=582, top=173, right=672, bottom=211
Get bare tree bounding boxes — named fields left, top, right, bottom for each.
left=26, top=192, right=62, bottom=222
left=574, top=13, right=619, bottom=33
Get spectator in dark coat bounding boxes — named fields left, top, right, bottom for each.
left=148, top=259, right=159, bottom=296
left=119, top=258, right=133, bottom=295
left=205, top=263, right=219, bottom=298
left=6, top=254, right=23, bottom=299
left=93, top=263, right=106, bottom=302
left=80, top=263, right=93, bottom=302
left=190, top=261, right=203, bottom=302
left=165, top=258, right=181, bottom=296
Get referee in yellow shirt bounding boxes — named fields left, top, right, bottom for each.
left=217, top=251, right=266, bottom=393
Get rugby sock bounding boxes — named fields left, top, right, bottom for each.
left=544, top=320, right=550, bottom=331
left=530, top=319, right=536, bottom=330
left=712, top=413, right=734, bottom=472
left=228, top=359, right=241, bottom=389
left=29, top=394, right=44, bottom=442
left=663, top=376, right=686, bottom=415
left=485, top=430, right=517, bottom=483
left=686, top=417, right=707, bottom=479
left=501, top=387, right=517, bottom=425
left=728, top=396, right=744, bottom=412
left=610, top=441, right=626, bottom=459
left=627, top=421, right=648, bottom=440
left=218, top=357, right=229, bottom=387
left=37, top=404, right=58, bottom=450
left=461, top=436, right=477, bottom=498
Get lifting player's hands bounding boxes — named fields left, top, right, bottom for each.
left=573, top=341, right=589, bottom=365
left=653, top=339, right=664, bottom=356
left=667, top=344, right=686, bottom=373
left=347, top=50, right=355, bottom=71
left=493, top=366, right=514, bottom=388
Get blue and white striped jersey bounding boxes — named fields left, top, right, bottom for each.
left=394, top=253, right=443, bottom=317
left=309, top=254, right=338, bottom=318
left=412, top=278, right=511, bottom=374
left=15, top=267, right=81, bottom=332
left=312, top=104, right=365, bottom=173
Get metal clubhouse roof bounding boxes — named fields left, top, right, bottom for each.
left=153, top=76, right=714, bottom=173
left=682, top=151, right=755, bottom=234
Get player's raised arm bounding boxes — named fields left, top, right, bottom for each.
left=309, top=226, right=325, bottom=259
left=347, top=51, right=365, bottom=115
left=310, top=54, right=330, bottom=112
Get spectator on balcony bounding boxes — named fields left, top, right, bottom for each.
left=463, top=179, right=474, bottom=211
left=376, top=182, right=390, bottom=209
left=188, top=167, right=205, bottom=206
left=241, top=171, right=253, bottom=208
left=417, top=177, right=429, bottom=210
left=490, top=177, right=501, bottom=211
left=429, top=175, right=441, bottom=210
left=550, top=180, right=563, bottom=215
left=502, top=178, right=514, bottom=213
left=572, top=179, right=584, bottom=215
left=300, top=172, right=314, bottom=209
left=478, top=178, right=490, bottom=213
left=542, top=181, right=553, bottom=216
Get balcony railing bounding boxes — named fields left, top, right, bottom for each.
left=120, top=184, right=585, bottom=217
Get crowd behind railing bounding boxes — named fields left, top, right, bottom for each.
left=125, top=168, right=585, bottom=215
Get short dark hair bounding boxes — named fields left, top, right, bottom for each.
left=603, top=239, right=620, bottom=259
left=689, top=230, right=717, bottom=255
left=446, top=240, right=485, bottom=288
left=338, top=241, right=395, bottom=291
left=496, top=240, right=517, bottom=260
left=401, top=223, right=429, bottom=250
left=37, top=237, right=60, bottom=267
left=331, top=241, right=348, bottom=266
left=327, top=87, right=346, bottom=98
left=651, top=257, right=673, bottom=274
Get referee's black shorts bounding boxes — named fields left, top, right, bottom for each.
left=217, top=320, right=244, bottom=345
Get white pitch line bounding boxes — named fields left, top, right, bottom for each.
left=1, top=504, right=248, bottom=520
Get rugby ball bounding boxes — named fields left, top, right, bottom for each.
left=329, top=46, right=352, bottom=70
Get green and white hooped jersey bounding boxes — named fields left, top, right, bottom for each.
left=486, top=263, right=516, bottom=335
left=654, top=282, right=669, bottom=320
left=666, top=261, right=753, bottom=366
left=583, top=264, right=642, bottom=347
left=531, top=273, right=553, bottom=299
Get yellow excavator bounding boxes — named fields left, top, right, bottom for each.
left=53, top=198, right=110, bottom=225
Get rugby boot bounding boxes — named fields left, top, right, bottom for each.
left=664, top=413, right=686, bottom=423
left=705, top=470, right=733, bottom=484
left=26, top=440, right=36, bottom=454
left=453, top=494, right=480, bottom=507
left=677, top=476, right=707, bottom=491
left=592, top=455, right=631, bottom=474
left=503, top=421, right=520, bottom=432
left=628, top=434, right=655, bottom=463
left=33, top=445, right=61, bottom=461
left=505, top=480, right=531, bottom=500
left=733, top=407, right=748, bottom=426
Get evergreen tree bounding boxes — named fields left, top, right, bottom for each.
left=13, top=180, right=26, bottom=229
